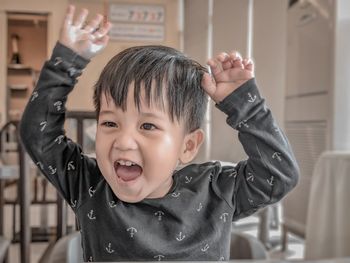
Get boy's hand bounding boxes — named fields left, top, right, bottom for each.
left=59, top=5, right=111, bottom=60
left=202, top=51, right=254, bottom=103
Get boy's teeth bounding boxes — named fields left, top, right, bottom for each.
left=117, top=160, right=134, bottom=166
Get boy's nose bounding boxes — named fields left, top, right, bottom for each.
left=112, top=131, right=138, bottom=151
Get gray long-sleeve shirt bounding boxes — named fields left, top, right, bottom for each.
left=20, top=43, right=299, bottom=262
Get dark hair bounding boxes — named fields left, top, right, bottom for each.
left=93, top=45, right=208, bottom=133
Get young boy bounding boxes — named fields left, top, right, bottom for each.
left=20, top=6, right=299, bottom=262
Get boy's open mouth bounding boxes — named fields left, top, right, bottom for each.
left=114, top=160, right=143, bottom=182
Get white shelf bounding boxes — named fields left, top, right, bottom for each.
left=8, top=64, right=32, bottom=70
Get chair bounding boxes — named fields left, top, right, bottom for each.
left=0, top=236, right=10, bottom=263
left=304, top=151, right=350, bottom=259
left=281, top=162, right=312, bottom=250
left=230, top=231, right=268, bottom=259
left=39, top=231, right=83, bottom=263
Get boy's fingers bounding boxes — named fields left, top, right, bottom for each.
left=243, top=58, right=254, bottom=72
left=91, top=35, right=110, bottom=50
left=64, top=5, right=75, bottom=27
left=95, top=35, right=110, bottom=46
left=232, top=59, right=244, bottom=69
left=217, top=68, right=253, bottom=82
left=201, top=72, right=217, bottom=97
left=229, top=51, right=244, bottom=69
left=92, top=21, right=111, bottom=38
left=217, top=52, right=229, bottom=62
left=222, top=60, right=233, bottom=70
left=229, top=51, right=242, bottom=61
left=207, top=59, right=222, bottom=77
left=217, top=52, right=234, bottom=70
left=84, top=14, right=103, bottom=33
left=229, top=69, right=253, bottom=81
left=73, top=8, right=88, bottom=28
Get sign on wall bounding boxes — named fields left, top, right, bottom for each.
left=109, top=3, right=165, bottom=42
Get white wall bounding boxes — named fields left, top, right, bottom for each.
left=332, top=0, right=350, bottom=150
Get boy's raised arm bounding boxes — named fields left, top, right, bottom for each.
left=202, top=52, right=299, bottom=220
left=19, top=6, right=111, bottom=206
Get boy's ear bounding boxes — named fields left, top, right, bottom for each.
left=179, top=129, right=205, bottom=164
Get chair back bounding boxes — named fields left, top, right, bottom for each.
left=0, top=236, right=10, bottom=263
left=230, top=231, right=268, bottom=259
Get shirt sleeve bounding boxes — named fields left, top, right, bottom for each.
left=212, top=78, right=300, bottom=221
left=19, top=42, right=103, bottom=210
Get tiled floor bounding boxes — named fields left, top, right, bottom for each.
left=2, top=184, right=304, bottom=263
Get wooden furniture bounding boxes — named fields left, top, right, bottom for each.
left=6, top=12, right=47, bottom=121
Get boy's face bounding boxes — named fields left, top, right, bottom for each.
left=95, top=84, right=197, bottom=203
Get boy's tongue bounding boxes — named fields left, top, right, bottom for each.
left=115, top=164, right=142, bottom=182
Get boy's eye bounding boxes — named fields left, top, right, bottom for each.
left=141, top=123, right=156, bottom=130
left=101, top=121, right=117, bottom=128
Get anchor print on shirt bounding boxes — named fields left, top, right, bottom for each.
left=219, top=256, right=225, bottom=261
left=67, top=67, right=78, bottom=77
left=185, top=176, right=192, bottom=184
left=248, top=198, right=254, bottom=205
left=53, top=56, right=62, bottom=66
left=201, top=243, right=210, bottom=252
left=227, top=169, right=237, bottom=178
left=54, top=135, right=65, bottom=145
left=105, top=243, right=115, bottom=254
left=154, top=255, right=165, bottom=261
left=70, top=199, right=77, bottom=208
left=31, top=91, right=39, bottom=102
left=109, top=201, right=117, bottom=208
left=89, top=186, right=96, bottom=197
left=246, top=172, right=254, bottom=182
left=220, top=213, right=229, bottom=223
left=197, top=203, right=203, bottom=212
left=154, top=211, right=164, bottom=221
left=171, top=192, right=181, bottom=198
left=176, top=232, right=186, bottom=241
left=87, top=210, right=96, bottom=220
left=267, top=176, right=274, bottom=186
left=39, top=121, right=47, bottom=132
left=67, top=161, right=75, bottom=171
left=238, top=120, right=249, bottom=129
left=127, top=227, right=137, bottom=238
left=272, top=152, right=282, bottom=162
left=53, top=101, right=63, bottom=111
left=247, top=92, right=257, bottom=103
left=48, top=165, right=57, bottom=175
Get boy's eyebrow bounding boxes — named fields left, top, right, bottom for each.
left=99, top=110, right=166, bottom=120
left=139, top=111, right=166, bottom=120
left=99, top=110, right=115, bottom=116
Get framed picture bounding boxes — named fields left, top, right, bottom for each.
left=108, top=3, right=165, bottom=42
